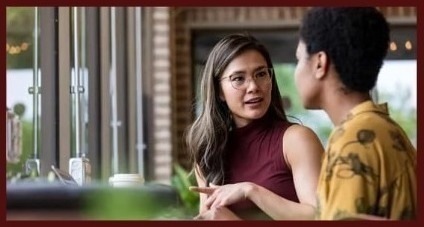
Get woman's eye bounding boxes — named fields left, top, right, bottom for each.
left=231, top=76, right=244, bottom=82
left=256, top=71, right=267, bottom=78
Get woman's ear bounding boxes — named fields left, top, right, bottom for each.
left=315, top=51, right=329, bottom=80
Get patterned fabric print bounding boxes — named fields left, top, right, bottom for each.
left=316, top=101, right=417, bottom=220
left=325, top=129, right=379, bottom=184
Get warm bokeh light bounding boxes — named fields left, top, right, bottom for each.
left=405, top=40, right=412, bottom=50
left=21, top=42, right=29, bottom=51
left=390, top=41, right=397, bottom=51
left=6, top=43, right=29, bottom=55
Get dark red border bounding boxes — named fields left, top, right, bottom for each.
left=2, top=0, right=421, bottom=7
left=3, top=1, right=421, bottom=227
left=2, top=2, right=7, bottom=223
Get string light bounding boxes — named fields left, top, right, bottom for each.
left=390, top=41, right=397, bottom=51
left=6, top=42, right=30, bottom=55
left=405, top=40, right=412, bottom=50
left=21, top=42, right=29, bottom=51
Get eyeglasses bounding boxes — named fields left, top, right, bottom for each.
left=220, top=68, right=273, bottom=90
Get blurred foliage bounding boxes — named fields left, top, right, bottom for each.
left=171, top=163, right=199, bottom=217
left=378, top=87, right=417, bottom=147
left=274, top=65, right=303, bottom=114
left=84, top=188, right=185, bottom=220
left=7, top=7, right=35, bottom=69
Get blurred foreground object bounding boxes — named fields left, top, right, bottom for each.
left=6, top=108, right=22, bottom=163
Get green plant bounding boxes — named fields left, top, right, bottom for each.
left=171, top=163, right=199, bottom=216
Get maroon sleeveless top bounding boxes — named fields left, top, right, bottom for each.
left=224, top=115, right=299, bottom=219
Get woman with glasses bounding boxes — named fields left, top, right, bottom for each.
left=186, top=34, right=324, bottom=220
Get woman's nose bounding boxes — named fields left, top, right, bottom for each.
left=245, top=78, right=260, bottom=92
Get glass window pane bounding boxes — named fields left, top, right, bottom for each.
left=6, top=7, right=39, bottom=177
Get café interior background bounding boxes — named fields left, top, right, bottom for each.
left=6, top=6, right=416, bottom=184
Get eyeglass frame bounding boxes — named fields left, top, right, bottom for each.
left=219, top=67, right=274, bottom=90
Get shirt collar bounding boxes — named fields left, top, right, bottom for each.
left=349, top=100, right=389, bottom=119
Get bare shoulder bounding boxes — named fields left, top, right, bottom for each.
left=283, top=124, right=324, bottom=163
left=283, top=124, right=320, bottom=142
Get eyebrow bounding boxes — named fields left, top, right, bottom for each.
left=229, top=66, right=268, bottom=75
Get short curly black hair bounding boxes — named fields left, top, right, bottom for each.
left=299, top=7, right=390, bottom=92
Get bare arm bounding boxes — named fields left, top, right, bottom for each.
left=191, top=125, right=324, bottom=220
left=245, top=124, right=324, bottom=219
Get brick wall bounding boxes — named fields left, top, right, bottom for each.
left=151, top=7, right=172, bottom=184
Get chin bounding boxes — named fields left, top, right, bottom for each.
left=247, top=110, right=267, bottom=119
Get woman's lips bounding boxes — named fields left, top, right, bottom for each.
left=245, top=97, right=263, bottom=104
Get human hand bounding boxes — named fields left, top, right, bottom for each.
left=194, top=206, right=241, bottom=220
left=189, top=182, right=253, bottom=209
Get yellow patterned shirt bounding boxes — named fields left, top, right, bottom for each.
left=316, top=101, right=417, bottom=220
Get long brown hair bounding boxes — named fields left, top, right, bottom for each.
left=185, top=34, right=287, bottom=185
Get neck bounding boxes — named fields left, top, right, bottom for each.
left=324, top=89, right=371, bottom=126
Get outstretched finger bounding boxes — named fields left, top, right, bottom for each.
left=189, top=186, right=216, bottom=195
left=204, top=192, right=219, bottom=209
